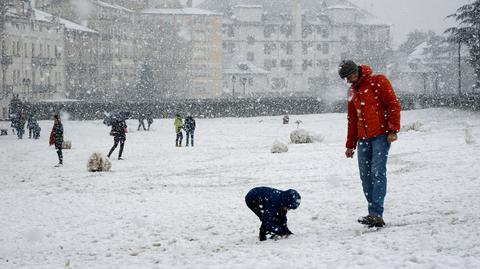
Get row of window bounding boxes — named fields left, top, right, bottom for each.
left=225, top=24, right=330, bottom=39
left=10, top=69, right=62, bottom=87
left=2, top=40, right=61, bottom=59
left=263, top=59, right=331, bottom=71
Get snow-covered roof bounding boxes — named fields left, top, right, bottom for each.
left=34, top=9, right=97, bottom=33
left=141, top=8, right=222, bottom=16
left=326, top=5, right=356, bottom=10
left=232, top=5, right=263, bottom=9
left=224, top=62, right=269, bottom=75
left=96, top=0, right=133, bottom=13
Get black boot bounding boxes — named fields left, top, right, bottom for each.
left=259, top=224, right=267, bottom=241
left=358, top=215, right=385, bottom=228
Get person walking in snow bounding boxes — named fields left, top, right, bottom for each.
left=338, top=60, right=401, bottom=228
left=183, top=115, right=196, bottom=147
left=49, top=114, right=64, bottom=166
left=245, top=187, right=301, bottom=241
left=15, top=111, right=26, bottom=139
left=27, top=115, right=38, bottom=139
left=174, top=114, right=183, bottom=147
left=108, top=119, right=127, bottom=160
left=146, top=114, right=154, bottom=131
left=137, top=113, right=147, bottom=131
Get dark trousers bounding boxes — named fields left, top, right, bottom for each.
left=29, top=128, right=34, bottom=138
left=138, top=120, right=146, bottom=131
left=108, top=137, right=125, bottom=158
left=245, top=196, right=263, bottom=221
left=176, top=131, right=183, bottom=146
left=185, top=131, right=194, bottom=146
left=55, top=143, right=63, bottom=164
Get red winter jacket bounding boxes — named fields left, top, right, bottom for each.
left=346, top=65, right=401, bottom=149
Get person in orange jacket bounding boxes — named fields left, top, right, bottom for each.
left=339, top=60, right=401, bottom=228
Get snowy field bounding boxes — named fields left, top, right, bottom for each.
left=1, top=108, right=480, bottom=269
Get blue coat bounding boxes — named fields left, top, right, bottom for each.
left=245, top=187, right=301, bottom=235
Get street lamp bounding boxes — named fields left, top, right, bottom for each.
left=240, top=77, right=247, bottom=96
left=231, top=75, right=236, bottom=98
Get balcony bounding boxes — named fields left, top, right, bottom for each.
left=1, top=55, right=13, bottom=66
left=31, top=57, right=57, bottom=67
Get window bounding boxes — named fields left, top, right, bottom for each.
left=280, top=59, right=293, bottom=70
left=280, top=42, right=293, bottom=55
left=302, top=25, right=313, bottom=38
left=264, top=59, right=277, bottom=71
left=302, top=42, right=312, bottom=55
left=280, top=24, right=292, bottom=37
left=264, top=25, right=275, bottom=38
left=322, top=43, right=329, bottom=54
left=24, top=43, right=28, bottom=58
left=264, top=43, right=276, bottom=55
left=16, top=41, right=21, bottom=56
left=40, top=44, right=43, bottom=57
left=271, top=78, right=287, bottom=90
left=247, top=35, right=255, bottom=45
left=32, top=43, right=35, bottom=57
left=247, top=52, right=255, bottom=61
left=317, top=26, right=329, bottom=38
left=47, top=45, right=50, bottom=57
left=12, top=41, right=15, bottom=55
left=227, top=25, right=235, bottom=37
left=317, top=60, right=330, bottom=71
left=302, top=59, right=313, bottom=71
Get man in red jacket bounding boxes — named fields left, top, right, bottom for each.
left=339, top=60, right=401, bottom=228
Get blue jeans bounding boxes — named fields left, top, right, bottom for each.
left=357, top=134, right=391, bottom=217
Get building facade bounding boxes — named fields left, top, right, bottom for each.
left=200, top=0, right=392, bottom=99
left=1, top=1, right=67, bottom=119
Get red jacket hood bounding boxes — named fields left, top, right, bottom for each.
left=352, top=65, right=373, bottom=89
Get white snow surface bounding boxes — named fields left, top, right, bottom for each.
left=1, top=108, right=480, bottom=268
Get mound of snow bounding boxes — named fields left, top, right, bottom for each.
left=401, top=121, right=425, bottom=132
left=87, top=152, right=112, bottom=172
left=271, top=140, right=288, bottom=153
left=290, top=129, right=324, bottom=144
left=465, top=124, right=476, bottom=145
left=62, top=140, right=72, bottom=149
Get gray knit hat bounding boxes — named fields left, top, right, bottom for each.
left=338, top=60, right=358, bottom=79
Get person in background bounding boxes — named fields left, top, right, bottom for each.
left=138, top=113, right=147, bottom=131
left=15, top=111, right=26, bottom=139
left=174, top=114, right=183, bottom=147
left=338, top=60, right=401, bottom=228
left=245, top=187, right=301, bottom=241
left=27, top=115, right=38, bottom=139
left=108, top=119, right=127, bottom=160
left=147, top=114, right=154, bottom=131
left=49, top=114, right=64, bottom=166
left=183, top=115, right=196, bottom=147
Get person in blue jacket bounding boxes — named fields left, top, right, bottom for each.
left=245, top=187, right=301, bottom=241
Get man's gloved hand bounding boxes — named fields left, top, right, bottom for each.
left=345, top=148, right=355, bottom=158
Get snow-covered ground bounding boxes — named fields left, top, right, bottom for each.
left=1, top=108, right=479, bottom=269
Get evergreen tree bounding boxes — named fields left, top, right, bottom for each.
left=446, top=1, right=480, bottom=88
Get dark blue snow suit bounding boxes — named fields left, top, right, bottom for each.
left=245, top=187, right=301, bottom=240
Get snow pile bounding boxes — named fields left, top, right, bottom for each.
left=87, top=152, right=111, bottom=172
left=62, top=140, right=72, bottom=149
left=290, top=129, right=324, bottom=144
left=271, top=140, right=288, bottom=153
left=465, top=124, right=476, bottom=144
left=401, top=121, right=426, bottom=132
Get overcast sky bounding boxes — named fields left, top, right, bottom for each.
left=349, top=0, right=472, bottom=47
left=193, top=0, right=472, bottom=48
